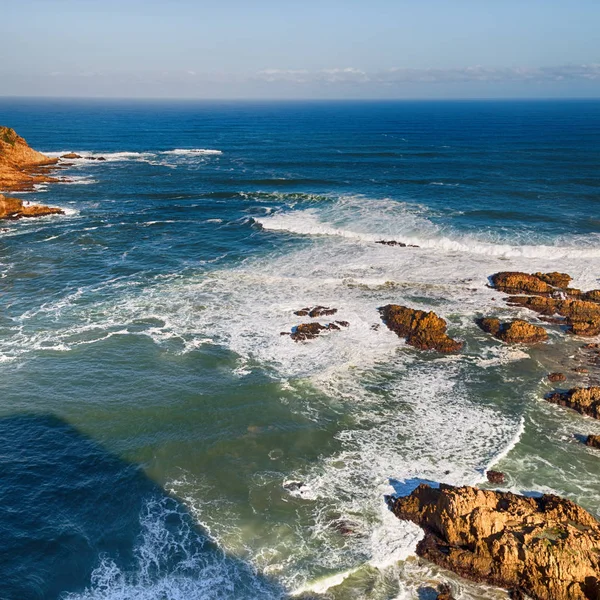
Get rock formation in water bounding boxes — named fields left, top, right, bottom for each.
left=0, top=194, right=64, bottom=220
left=489, top=271, right=600, bottom=337
left=477, top=317, right=548, bottom=344
left=486, top=470, right=506, bottom=484
left=282, top=320, right=349, bottom=341
left=546, top=387, right=600, bottom=420
left=294, top=306, right=338, bottom=317
left=585, top=434, right=600, bottom=449
left=548, top=372, right=566, bottom=382
left=387, top=483, right=600, bottom=600
left=0, top=126, right=65, bottom=219
left=0, top=126, right=59, bottom=192
left=379, top=305, right=462, bottom=353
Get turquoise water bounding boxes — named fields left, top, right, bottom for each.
left=1, top=99, right=600, bottom=599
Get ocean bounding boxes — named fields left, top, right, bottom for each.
left=1, top=98, right=599, bottom=599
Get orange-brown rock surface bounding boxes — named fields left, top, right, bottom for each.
left=489, top=271, right=600, bottom=337
left=477, top=317, right=548, bottom=344
left=387, top=483, right=600, bottom=600
left=585, top=434, right=600, bottom=449
left=0, top=126, right=59, bottom=192
left=546, top=386, right=600, bottom=420
left=283, top=320, right=349, bottom=341
left=294, top=306, right=338, bottom=317
left=379, top=305, right=462, bottom=353
left=0, top=194, right=64, bottom=220
left=0, top=126, right=66, bottom=219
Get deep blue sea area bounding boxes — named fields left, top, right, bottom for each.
left=0, top=99, right=599, bottom=599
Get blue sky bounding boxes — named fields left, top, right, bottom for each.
left=1, top=0, right=599, bottom=98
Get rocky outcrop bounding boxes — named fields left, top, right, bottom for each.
left=486, top=470, right=505, bottom=484
left=379, top=305, right=462, bottom=353
left=488, top=271, right=600, bottom=338
left=294, top=306, right=337, bottom=317
left=546, top=387, right=600, bottom=420
left=387, top=483, right=600, bottom=600
left=0, top=194, right=63, bottom=220
left=61, top=152, right=82, bottom=159
left=375, top=240, right=419, bottom=247
left=0, top=126, right=58, bottom=192
left=283, top=320, right=349, bottom=341
left=477, top=317, right=548, bottom=344
left=585, top=435, right=600, bottom=449
left=548, top=372, right=566, bottom=383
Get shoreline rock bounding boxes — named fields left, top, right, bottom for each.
left=379, top=305, right=462, bottom=353
left=546, top=386, right=600, bottom=420
left=477, top=317, right=548, bottom=344
left=294, top=306, right=338, bottom=317
left=387, top=483, right=600, bottom=600
left=0, top=194, right=64, bottom=220
left=585, top=434, right=600, bottom=449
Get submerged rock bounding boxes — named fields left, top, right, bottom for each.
left=0, top=194, right=64, bottom=220
left=379, top=305, right=462, bottom=353
left=548, top=372, right=566, bottom=383
left=387, top=483, right=600, bottom=600
left=294, top=306, right=338, bottom=317
left=585, top=434, right=600, bottom=449
left=546, top=386, right=600, bottom=420
left=477, top=317, right=548, bottom=344
left=486, top=470, right=506, bottom=484
left=375, top=240, right=419, bottom=247
left=286, top=321, right=346, bottom=341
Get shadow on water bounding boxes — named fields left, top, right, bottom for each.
left=0, top=413, right=287, bottom=600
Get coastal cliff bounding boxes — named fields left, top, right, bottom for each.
left=0, top=126, right=64, bottom=219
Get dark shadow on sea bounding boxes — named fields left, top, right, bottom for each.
left=0, top=414, right=287, bottom=600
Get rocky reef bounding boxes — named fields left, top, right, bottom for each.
left=477, top=317, right=548, bottom=344
left=379, top=305, right=462, bottom=353
left=586, top=435, right=600, bottom=449
left=0, top=126, right=65, bottom=219
left=546, top=386, right=600, bottom=420
left=387, top=483, right=600, bottom=600
left=489, top=271, right=600, bottom=337
left=0, top=126, right=59, bottom=192
left=0, top=194, right=64, bottom=220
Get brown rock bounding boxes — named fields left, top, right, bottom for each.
left=379, top=305, right=462, bottom=353
left=585, top=434, right=600, bottom=449
left=60, top=152, right=82, bottom=159
left=293, top=306, right=338, bottom=317
left=546, top=387, right=600, bottom=420
left=486, top=470, right=505, bottom=484
left=477, top=317, right=548, bottom=344
left=583, top=290, right=600, bottom=303
left=548, top=372, right=566, bottom=383
left=289, top=322, right=342, bottom=341
left=534, top=271, right=572, bottom=289
left=0, top=126, right=59, bottom=192
left=387, top=483, right=600, bottom=600
left=490, top=272, right=554, bottom=295
left=0, top=194, right=64, bottom=220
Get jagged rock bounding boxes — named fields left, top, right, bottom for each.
left=0, top=126, right=59, bottom=192
left=583, top=290, right=600, bottom=303
left=376, top=239, right=407, bottom=247
left=0, top=194, right=63, bottom=220
left=490, top=272, right=555, bottom=295
left=294, top=306, right=338, bottom=317
left=534, top=272, right=572, bottom=289
left=477, top=317, right=548, bottom=344
left=585, top=435, right=600, bottom=449
left=546, top=387, right=600, bottom=419
left=85, top=156, right=106, bottom=161
left=60, top=152, right=82, bottom=159
left=506, top=295, right=600, bottom=337
left=486, top=470, right=505, bottom=484
left=288, top=322, right=342, bottom=341
left=548, top=372, right=566, bottom=383
left=379, top=305, right=462, bottom=353
left=387, top=483, right=600, bottom=600
left=335, top=320, right=349, bottom=328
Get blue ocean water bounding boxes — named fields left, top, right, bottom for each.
left=1, top=99, right=600, bottom=599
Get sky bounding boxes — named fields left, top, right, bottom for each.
left=1, top=0, right=599, bottom=99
